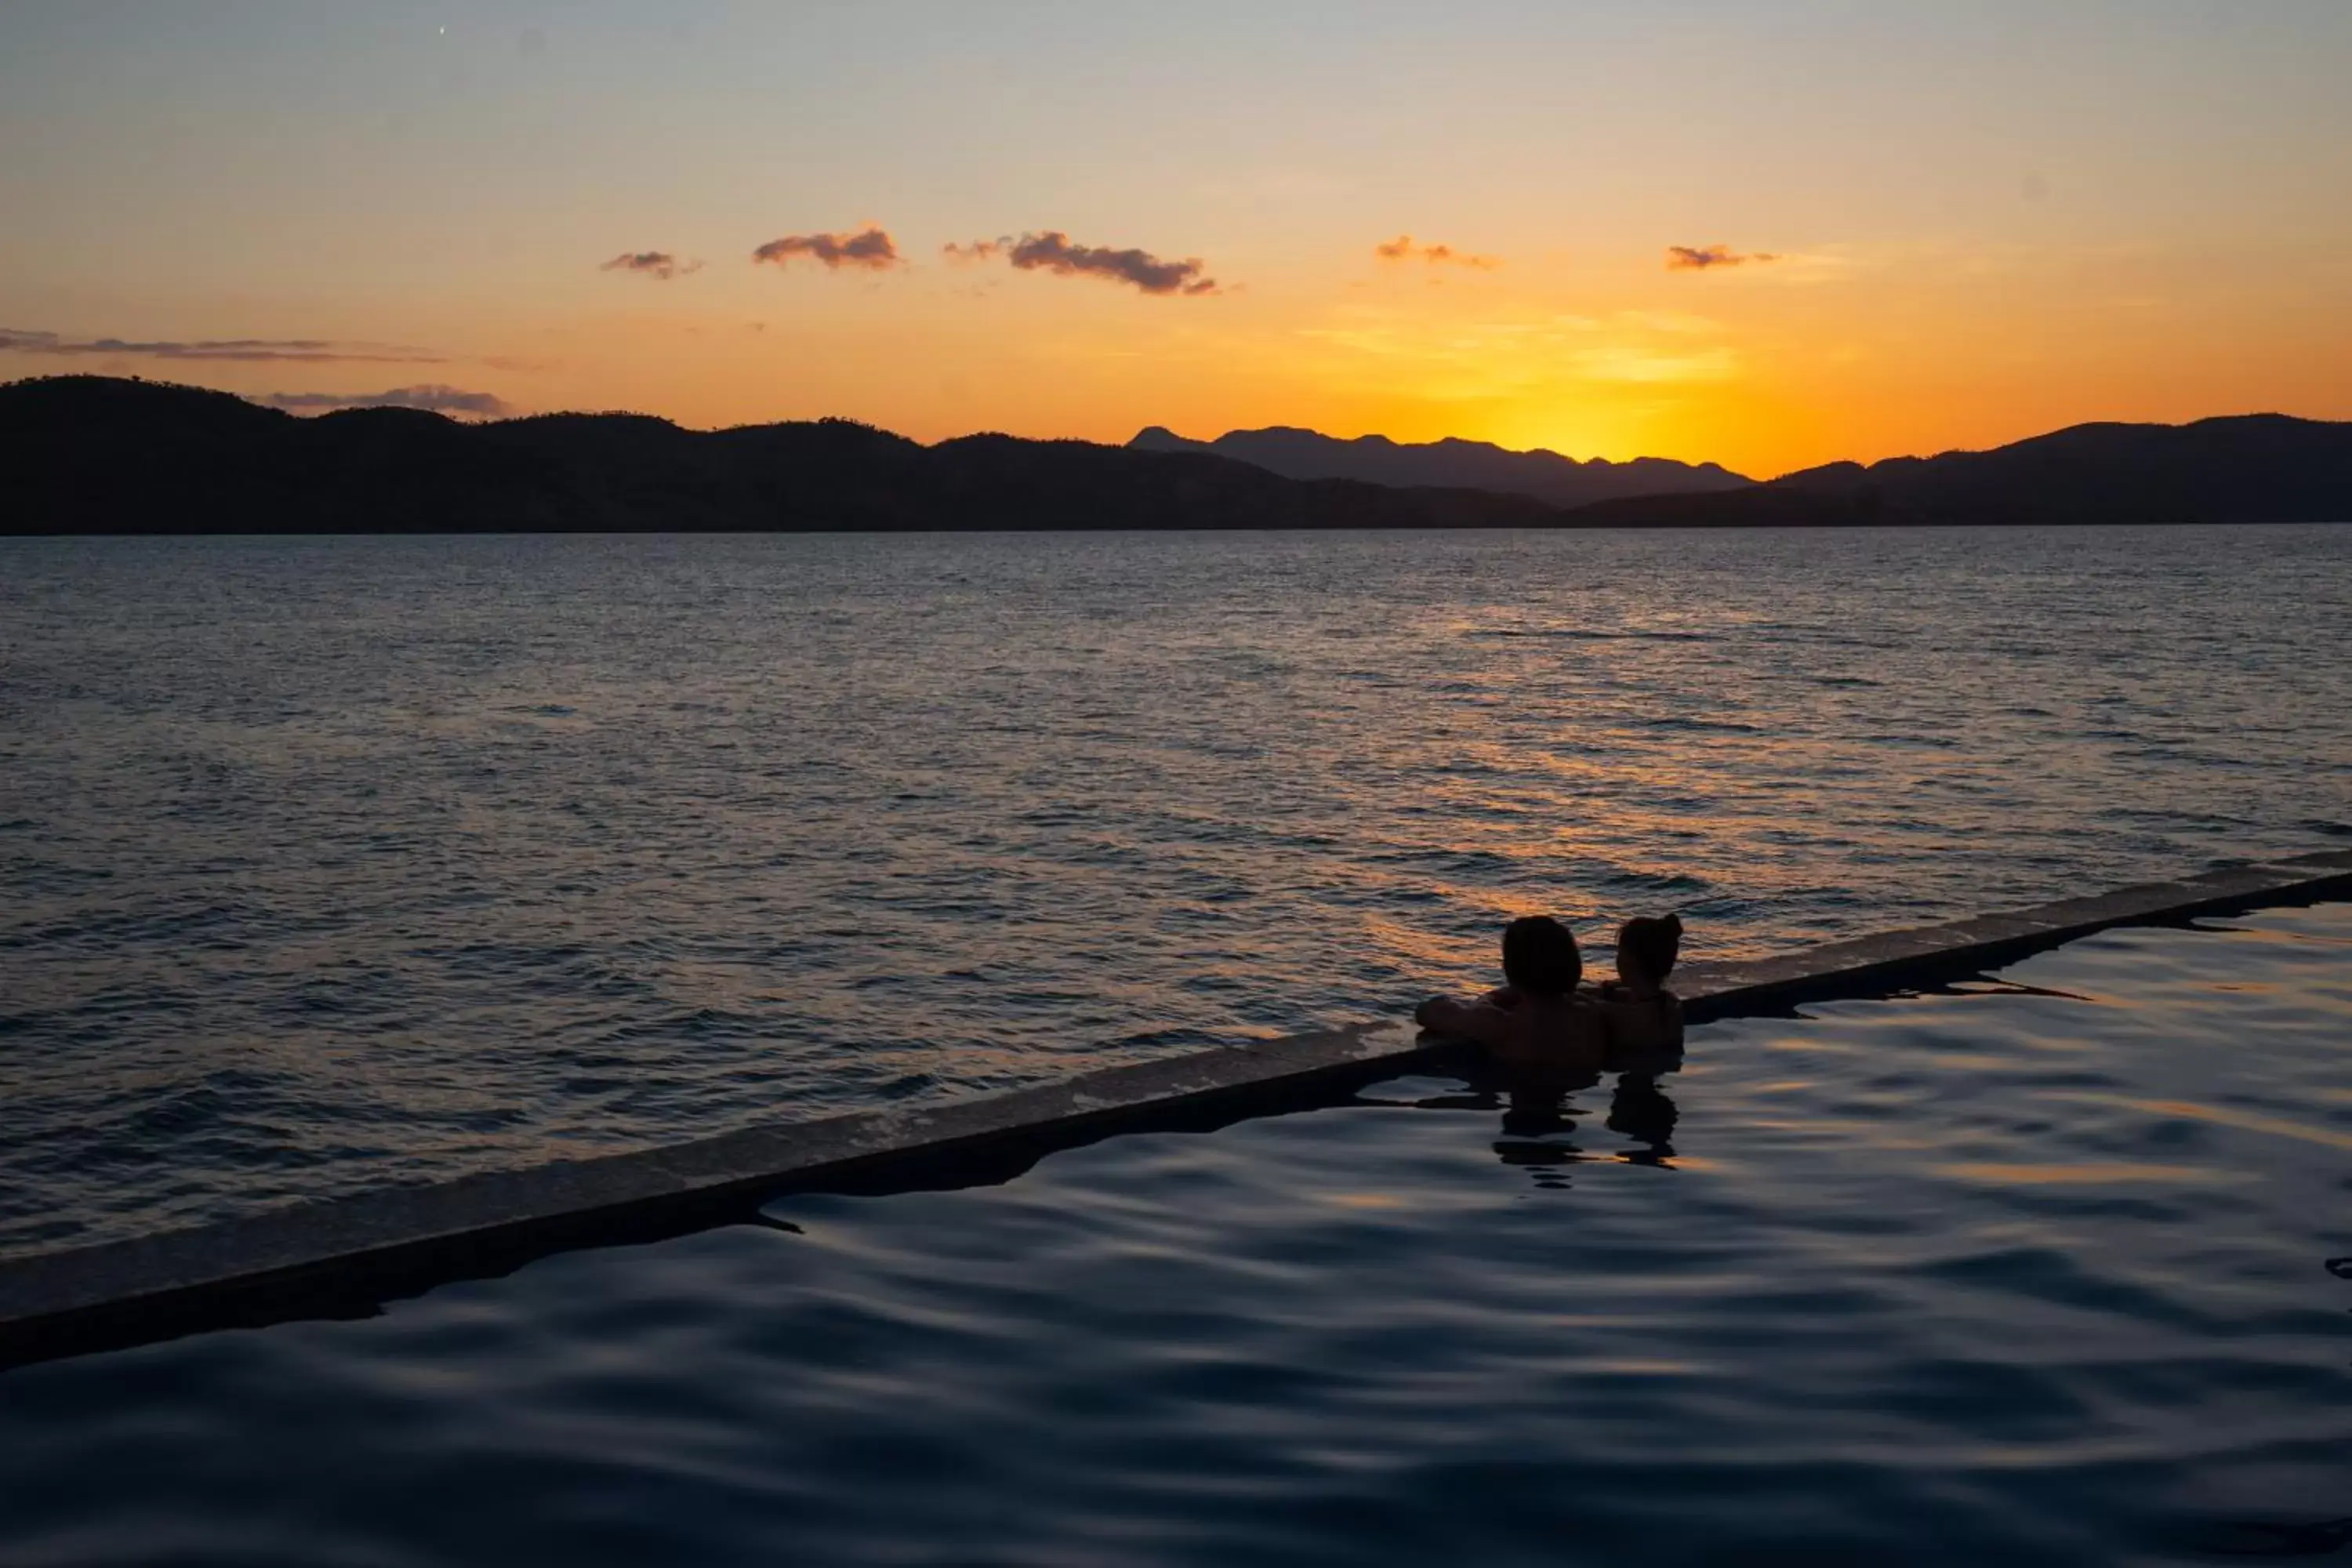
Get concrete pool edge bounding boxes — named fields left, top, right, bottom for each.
left=5, top=851, right=2350, bottom=1370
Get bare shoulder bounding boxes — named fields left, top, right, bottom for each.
left=1598, top=990, right=1685, bottom=1054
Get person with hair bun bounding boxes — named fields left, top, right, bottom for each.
left=1415, top=915, right=1607, bottom=1072
left=1594, top=913, right=1685, bottom=1055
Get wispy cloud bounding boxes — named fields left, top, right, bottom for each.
left=941, top=239, right=1001, bottom=264
left=0, top=328, right=441, bottom=363
left=1567, top=343, right=1738, bottom=383
left=1298, top=308, right=1741, bottom=394
left=752, top=227, right=902, bottom=271
left=257, top=385, right=511, bottom=417
left=996, top=231, right=1219, bottom=296
left=1665, top=244, right=1779, bottom=272
left=600, top=250, right=702, bottom=281
left=1374, top=234, right=1500, bottom=270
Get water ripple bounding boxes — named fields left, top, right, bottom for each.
left=2, top=911, right=2347, bottom=1564
left=1, top=527, right=2349, bottom=1254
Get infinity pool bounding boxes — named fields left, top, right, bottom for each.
left=2, top=905, right=2347, bottom=1566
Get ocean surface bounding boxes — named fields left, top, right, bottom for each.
left=2, top=906, right=2347, bottom=1566
left=2, top=525, right=2349, bottom=1256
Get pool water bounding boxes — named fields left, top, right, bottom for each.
left=2, top=905, right=2348, bottom=1566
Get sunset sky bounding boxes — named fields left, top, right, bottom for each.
left=4, top=1, right=2348, bottom=476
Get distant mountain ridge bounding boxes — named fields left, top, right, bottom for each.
left=1568, top=414, right=2352, bottom=528
left=0, top=376, right=1552, bottom=535
left=1129, top=424, right=1752, bottom=507
left=3, top=376, right=2347, bottom=535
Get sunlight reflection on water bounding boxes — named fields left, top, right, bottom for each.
left=1, top=525, right=2348, bottom=1252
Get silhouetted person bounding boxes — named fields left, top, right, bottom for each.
left=1417, top=916, right=1606, bottom=1073
left=1594, top=913, right=1685, bottom=1057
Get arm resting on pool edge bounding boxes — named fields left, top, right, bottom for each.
left=1421, top=993, right=1613, bottom=1076
left=1416, top=994, right=1512, bottom=1049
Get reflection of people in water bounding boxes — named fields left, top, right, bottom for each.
left=1496, top=1080, right=1588, bottom=1189
left=1417, top=1051, right=1679, bottom=1187
left=1479, top=1053, right=1679, bottom=1182
left=1606, top=1067, right=1680, bottom=1160
left=1415, top=915, right=1607, bottom=1073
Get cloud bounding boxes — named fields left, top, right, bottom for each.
left=600, top=250, right=702, bottom=281
left=751, top=227, right=902, bottom=271
left=941, top=239, right=1001, bottom=264
left=257, top=384, right=512, bottom=418
left=1000, top=231, right=1218, bottom=296
left=1567, top=344, right=1738, bottom=383
left=1665, top=244, right=1779, bottom=271
left=1296, top=307, right=1741, bottom=397
left=0, top=328, right=441, bottom=363
left=1374, top=234, right=1499, bottom=270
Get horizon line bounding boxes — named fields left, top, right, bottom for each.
left=3, top=371, right=2339, bottom=483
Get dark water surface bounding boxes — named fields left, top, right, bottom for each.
left=2, top=908, right=2347, bottom=1566
left=2, top=527, right=2349, bottom=1254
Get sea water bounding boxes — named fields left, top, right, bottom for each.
left=2, top=525, right=2348, bottom=1253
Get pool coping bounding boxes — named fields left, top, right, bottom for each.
left=5, top=850, right=2350, bottom=1370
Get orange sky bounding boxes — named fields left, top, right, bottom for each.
left=5, top=3, right=2349, bottom=477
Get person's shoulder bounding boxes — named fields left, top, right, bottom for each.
left=1585, top=987, right=1642, bottom=1018
left=1425, top=996, right=1519, bottom=1048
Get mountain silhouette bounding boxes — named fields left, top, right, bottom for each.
left=0, top=377, right=1551, bottom=535
left=5, top=377, right=2347, bottom=535
left=1569, top=415, right=2352, bottom=528
left=1129, top=425, right=1751, bottom=506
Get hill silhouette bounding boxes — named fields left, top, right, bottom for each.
left=1570, top=416, right=2352, bottom=528
left=4, top=377, right=2348, bottom=535
left=0, top=377, right=1552, bottom=535
left=1129, top=424, right=1751, bottom=506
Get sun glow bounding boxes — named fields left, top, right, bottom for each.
left=5, top=5, right=2348, bottom=474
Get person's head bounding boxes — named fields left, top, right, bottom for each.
left=1501, top=915, right=1582, bottom=1000
left=1615, top=914, right=1683, bottom=992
